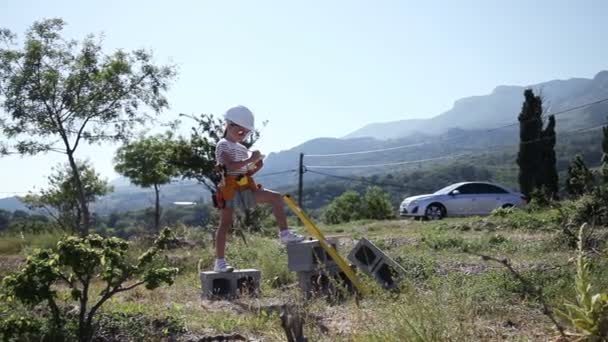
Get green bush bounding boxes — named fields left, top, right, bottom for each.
left=557, top=224, right=608, bottom=339
left=0, top=229, right=179, bottom=342
left=323, top=187, right=395, bottom=224
left=323, top=191, right=364, bottom=224
left=572, top=187, right=608, bottom=226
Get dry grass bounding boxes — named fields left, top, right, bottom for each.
left=2, top=211, right=608, bottom=341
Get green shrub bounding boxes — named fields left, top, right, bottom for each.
left=572, top=187, right=608, bottom=226
left=323, top=187, right=395, bottom=224
left=363, top=186, right=395, bottom=220
left=323, top=191, right=364, bottom=224
left=0, top=228, right=179, bottom=342
left=557, top=224, right=608, bottom=339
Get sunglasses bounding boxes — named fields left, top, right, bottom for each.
left=228, top=122, right=251, bottom=136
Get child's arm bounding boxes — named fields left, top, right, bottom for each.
left=248, top=159, right=264, bottom=175
left=220, top=150, right=261, bottom=172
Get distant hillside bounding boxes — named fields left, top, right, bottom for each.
left=0, top=196, right=28, bottom=212
left=256, top=71, right=608, bottom=188
left=344, top=71, right=608, bottom=140
left=2, top=71, right=607, bottom=215
left=0, top=179, right=211, bottom=216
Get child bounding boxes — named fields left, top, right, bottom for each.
left=214, top=105, right=305, bottom=272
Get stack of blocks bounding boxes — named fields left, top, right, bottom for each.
left=347, top=237, right=406, bottom=289
left=287, top=239, right=354, bottom=298
left=200, top=268, right=261, bottom=300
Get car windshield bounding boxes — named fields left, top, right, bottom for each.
left=433, top=184, right=459, bottom=195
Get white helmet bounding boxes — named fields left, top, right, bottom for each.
left=224, top=105, right=255, bottom=131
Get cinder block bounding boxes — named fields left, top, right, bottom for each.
left=200, top=268, right=261, bottom=299
left=371, top=259, right=405, bottom=289
left=233, top=268, right=261, bottom=297
left=287, top=239, right=337, bottom=272
left=348, top=238, right=406, bottom=289
left=297, top=264, right=355, bottom=300
left=347, top=238, right=384, bottom=274
left=200, top=271, right=234, bottom=299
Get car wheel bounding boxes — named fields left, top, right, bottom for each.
left=425, top=203, right=445, bottom=220
left=502, top=203, right=514, bottom=209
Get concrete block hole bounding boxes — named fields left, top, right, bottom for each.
left=354, top=245, right=377, bottom=266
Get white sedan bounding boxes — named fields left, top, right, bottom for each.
left=399, top=182, right=527, bottom=220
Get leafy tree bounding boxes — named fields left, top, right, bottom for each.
left=0, top=18, right=176, bottom=235
left=363, top=186, right=395, bottom=220
left=114, top=133, right=179, bottom=232
left=22, top=161, right=112, bottom=233
left=323, top=191, right=364, bottom=224
left=566, top=155, right=595, bottom=198
left=0, top=228, right=179, bottom=342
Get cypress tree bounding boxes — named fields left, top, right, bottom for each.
left=602, top=125, right=608, bottom=185
left=517, top=89, right=543, bottom=199
left=540, top=115, right=558, bottom=198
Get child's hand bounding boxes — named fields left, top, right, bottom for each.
left=249, top=150, right=262, bottom=162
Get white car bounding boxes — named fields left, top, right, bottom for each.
left=399, top=182, right=527, bottom=220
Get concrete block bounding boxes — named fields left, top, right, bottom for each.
left=371, top=259, right=406, bottom=290
left=287, top=239, right=337, bottom=272
left=297, top=264, right=355, bottom=300
left=200, top=268, right=261, bottom=299
left=233, top=268, right=261, bottom=297
left=347, top=238, right=384, bottom=274
left=347, top=238, right=407, bottom=289
left=200, top=271, right=233, bottom=299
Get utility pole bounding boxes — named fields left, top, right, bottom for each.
left=298, top=153, right=304, bottom=208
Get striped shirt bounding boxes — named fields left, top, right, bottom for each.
left=215, top=138, right=250, bottom=175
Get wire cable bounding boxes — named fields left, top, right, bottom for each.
left=304, top=97, right=608, bottom=158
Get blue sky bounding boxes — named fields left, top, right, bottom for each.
left=1, top=0, right=607, bottom=196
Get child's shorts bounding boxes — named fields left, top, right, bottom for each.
left=225, top=189, right=256, bottom=211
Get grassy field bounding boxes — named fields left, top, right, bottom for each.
left=1, top=208, right=607, bottom=341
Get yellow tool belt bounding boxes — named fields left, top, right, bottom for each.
left=219, top=174, right=258, bottom=201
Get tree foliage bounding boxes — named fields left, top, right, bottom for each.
left=516, top=89, right=558, bottom=199
left=114, top=133, right=179, bottom=231
left=0, top=18, right=176, bottom=235
left=539, top=115, right=558, bottom=197
left=363, top=186, right=395, bottom=220
left=22, top=161, right=112, bottom=233
left=565, top=155, right=595, bottom=198
left=602, top=125, right=608, bottom=185
left=0, top=228, right=179, bottom=342
left=323, top=187, right=394, bottom=224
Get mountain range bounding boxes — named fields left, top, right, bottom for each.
left=2, top=71, right=608, bottom=214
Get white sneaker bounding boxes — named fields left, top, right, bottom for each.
left=213, top=259, right=234, bottom=273
left=279, top=230, right=306, bottom=245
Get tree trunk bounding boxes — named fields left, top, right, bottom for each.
left=67, top=152, right=91, bottom=236
left=154, top=183, right=160, bottom=232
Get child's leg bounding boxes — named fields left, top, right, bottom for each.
left=216, top=207, right=234, bottom=258
left=254, top=189, right=288, bottom=231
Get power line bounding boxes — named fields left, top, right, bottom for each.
left=254, top=169, right=297, bottom=179
left=306, top=169, right=409, bottom=190
left=304, top=97, right=608, bottom=158
left=305, top=153, right=466, bottom=169
left=305, top=122, right=606, bottom=171
left=305, top=142, right=426, bottom=157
